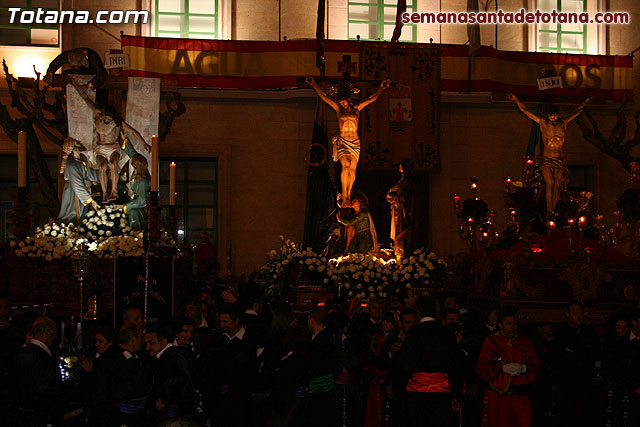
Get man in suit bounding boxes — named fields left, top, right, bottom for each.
left=307, top=306, right=340, bottom=427
left=210, top=302, right=258, bottom=426
left=397, top=295, right=463, bottom=427
left=12, top=317, right=61, bottom=426
left=552, top=301, right=600, bottom=427
left=629, top=310, right=640, bottom=425
left=144, top=323, right=197, bottom=422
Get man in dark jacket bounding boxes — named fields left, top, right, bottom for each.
left=397, top=295, right=462, bottom=427
left=629, top=310, right=640, bottom=426
left=306, top=305, right=340, bottom=427
left=552, top=301, right=601, bottom=427
left=12, top=317, right=61, bottom=426
left=144, top=323, right=196, bottom=422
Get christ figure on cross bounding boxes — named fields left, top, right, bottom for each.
left=307, top=76, right=390, bottom=207
left=508, top=93, right=591, bottom=212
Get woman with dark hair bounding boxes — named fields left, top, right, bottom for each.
left=337, top=190, right=378, bottom=254
left=117, top=132, right=151, bottom=230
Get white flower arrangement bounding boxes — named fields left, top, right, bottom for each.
left=11, top=207, right=178, bottom=259
left=260, top=237, right=449, bottom=300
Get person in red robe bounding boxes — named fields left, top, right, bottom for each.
left=476, top=308, right=540, bottom=427
left=195, top=232, right=219, bottom=280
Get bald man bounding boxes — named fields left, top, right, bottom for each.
left=12, top=317, right=62, bottom=425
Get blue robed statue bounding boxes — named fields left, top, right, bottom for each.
left=58, top=137, right=101, bottom=222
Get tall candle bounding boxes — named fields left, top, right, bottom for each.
left=169, top=162, right=176, bottom=205
left=151, top=135, right=159, bottom=191
left=18, top=131, right=26, bottom=188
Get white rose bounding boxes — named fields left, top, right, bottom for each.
left=98, top=230, right=105, bottom=235
left=404, top=273, right=410, bottom=280
left=9, top=240, right=15, bottom=247
left=15, top=249, right=22, bottom=256
left=106, top=231, right=112, bottom=236
left=51, top=231, right=57, bottom=237
left=323, top=278, right=329, bottom=284
left=356, top=283, right=363, bottom=289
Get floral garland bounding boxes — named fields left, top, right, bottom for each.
left=259, top=237, right=448, bottom=300
left=11, top=207, right=178, bottom=259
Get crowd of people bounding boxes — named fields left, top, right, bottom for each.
left=1, top=287, right=639, bottom=427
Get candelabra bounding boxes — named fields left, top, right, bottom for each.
left=71, top=245, right=91, bottom=349
left=453, top=177, right=498, bottom=249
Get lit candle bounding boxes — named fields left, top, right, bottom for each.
left=631, top=162, right=640, bottom=184
left=595, top=214, right=604, bottom=228
left=151, top=135, right=159, bottom=191
left=18, top=131, right=26, bottom=188
left=505, top=176, right=512, bottom=193
left=510, top=209, right=517, bottom=225
left=470, top=176, right=479, bottom=194
left=452, top=194, right=460, bottom=212
left=547, top=220, right=556, bottom=231
left=567, top=218, right=575, bottom=227
left=614, top=211, right=622, bottom=225
left=578, top=216, right=587, bottom=231
left=169, top=162, right=176, bottom=205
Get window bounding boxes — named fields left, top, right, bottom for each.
left=159, top=158, right=218, bottom=248
left=567, top=165, right=591, bottom=194
left=537, top=0, right=586, bottom=54
left=155, top=0, right=218, bottom=39
left=530, top=0, right=604, bottom=55
left=0, top=0, right=59, bottom=46
left=348, top=0, right=417, bottom=42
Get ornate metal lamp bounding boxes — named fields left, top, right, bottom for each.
left=71, top=245, right=91, bottom=349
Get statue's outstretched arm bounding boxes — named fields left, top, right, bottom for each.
left=306, top=77, right=339, bottom=111
left=121, top=122, right=151, bottom=152
left=70, top=80, right=101, bottom=115
left=508, top=92, right=541, bottom=124
left=357, top=79, right=391, bottom=111
left=565, top=96, right=592, bottom=123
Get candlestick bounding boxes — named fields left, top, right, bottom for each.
left=151, top=135, right=159, bottom=192
left=631, top=162, right=640, bottom=184
left=578, top=216, right=587, bottom=231
left=18, top=131, right=26, bottom=188
left=59, top=321, right=65, bottom=349
left=169, top=162, right=176, bottom=205
left=547, top=220, right=556, bottom=232
left=452, top=194, right=461, bottom=213
left=470, top=176, right=479, bottom=199
left=504, top=176, right=512, bottom=193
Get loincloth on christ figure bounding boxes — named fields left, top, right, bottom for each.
left=88, top=143, right=123, bottom=166
left=332, top=136, right=360, bottom=162
left=537, top=156, right=569, bottom=190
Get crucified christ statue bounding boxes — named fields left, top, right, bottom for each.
left=508, top=93, right=591, bottom=212
left=70, top=79, right=148, bottom=202
left=306, top=76, right=390, bottom=207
